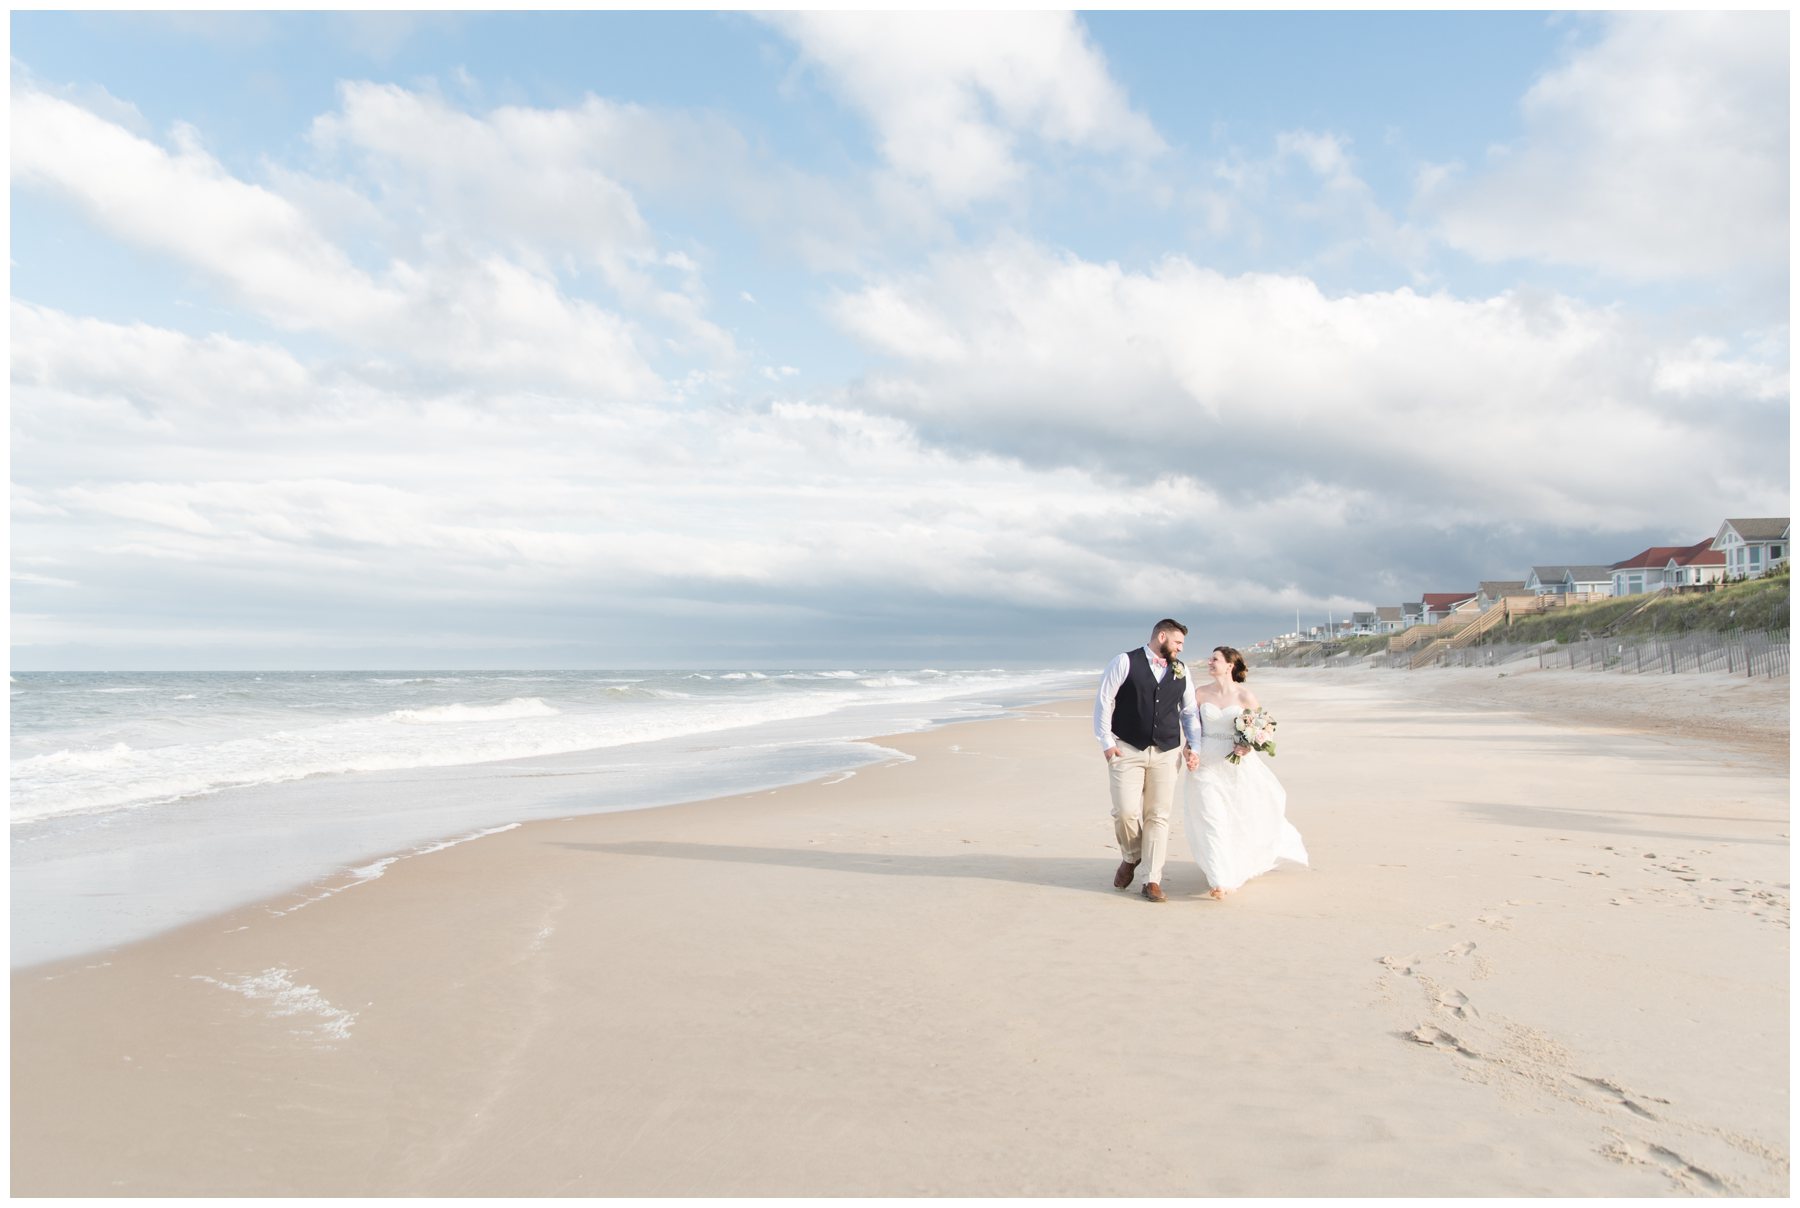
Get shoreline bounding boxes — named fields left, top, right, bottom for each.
left=13, top=670, right=1789, bottom=1195
left=12, top=676, right=1090, bottom=971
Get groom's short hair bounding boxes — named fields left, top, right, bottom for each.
left=1152, top=618, right=1188, bottom=637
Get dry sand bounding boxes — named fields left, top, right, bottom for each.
left=11, top=668, right=1789, bottom=1196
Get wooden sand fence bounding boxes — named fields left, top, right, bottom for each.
left=1537, top=630, right=1789, bottom=679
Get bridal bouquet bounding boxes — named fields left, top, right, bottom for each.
left=1229, top=707, right=1278, bottom=764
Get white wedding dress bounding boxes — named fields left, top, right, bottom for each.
left=1183, top=702, right=1309, bottom=892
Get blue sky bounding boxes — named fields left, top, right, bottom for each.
left=10, top=11, right=1790, bottom=668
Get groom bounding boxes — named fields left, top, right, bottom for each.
left=1094, top=619, right=1202, bottom=903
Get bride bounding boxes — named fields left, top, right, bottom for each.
left=1183, top=645, right=1309, bottom=899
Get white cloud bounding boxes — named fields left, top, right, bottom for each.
left=1425, top=12, right=1788, bottom=282
left=12, top=301, right=313, bottom=416
left=13, top=88, right=401, bottom=331
left=12, top=87, right=667, bottom=398
left=12, top=303, right=1377, bottom=657
left=1189, top=129, right=1431, bottom=278
left=310, top=79, right=933, bottom=278
left=825, top=239, right=1788, bottom=534
left=766, top=12, right=1164, bottom=207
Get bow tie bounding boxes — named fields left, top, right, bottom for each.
left=1149, top=655, right=1168, bottom=669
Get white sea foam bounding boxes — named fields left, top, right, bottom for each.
left=386, top=697, right=559, bottom=724
left=273, top=823, right=523, bottom=916
left=414, top=822, right=521, bottom=855
left=13, top=671, right=1083, bottom=824
left=22, top=742, right=137, bottom=771
left=190, top=967, right=356, bottom=1041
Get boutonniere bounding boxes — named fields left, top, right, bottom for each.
left=1171, top=659, right=1186, bottom=680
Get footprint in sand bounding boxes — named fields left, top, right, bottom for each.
left=1382, top=947, right=1481, bottom=1020
left=1649, top=1145, right=1729, bottom=1193
left=1405, top=1024, right=1481, bottom=1059
left=1571, top=1074, right=1668, bottom=1121
left=1602, top=1133, right=1729, bottom=1193
left=1425, top=922, right=1457, bottom=932
left=1435, top=988, right=1477, bottom=1019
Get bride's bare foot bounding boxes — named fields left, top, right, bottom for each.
left=1208, top=887, right=1227, bottom=900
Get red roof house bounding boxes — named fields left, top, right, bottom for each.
left=1420, top=592, right=1476, bottom=624
left=1611, top=539, right=1721, bottom=594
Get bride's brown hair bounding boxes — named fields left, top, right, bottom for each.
left=1214, top=646, right=1248, bottom=683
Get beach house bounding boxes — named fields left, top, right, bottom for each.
left=1420, top=592, right=1476, bottom=624
left=1400, top=601, right=1424, bottom=629
left=1525, top=566, right=1572, bottom=596
left=1559, top=566, right=1614, bottom=599
left=1475, top=580, right=1527, bottom=610
left=1711, top=517, right=1789, bottom=580
left=1376, top=605, right=1405, bottom=633
left=1663, top=539, right=1727, bottom=589
left=1610, top=545, right=1712, bottom=596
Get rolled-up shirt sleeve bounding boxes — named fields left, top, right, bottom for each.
left=1093, top=652, right=1131, bottom=748
left=1179, top=671, right=1202, bottom=749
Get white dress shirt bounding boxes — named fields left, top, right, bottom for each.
left=1093, top=645, right=1203, bottom=750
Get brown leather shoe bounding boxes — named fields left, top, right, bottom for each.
left=1113, top=859, right=1139, bottom=889
left=1141, top=882, right=1166, bottom=903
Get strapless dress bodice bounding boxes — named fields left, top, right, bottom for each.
left=1198, top=702, right=1242, bottom=749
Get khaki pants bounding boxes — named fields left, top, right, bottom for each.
left=1109, top=740, right=1181, bottom=887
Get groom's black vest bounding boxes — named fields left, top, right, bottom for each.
left=1112, top=647, right=1186, bottom=752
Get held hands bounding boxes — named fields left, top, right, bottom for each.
left=1103, top=746, right=1203, bottom=771
left=1233, top=744, right=1251, bottom=760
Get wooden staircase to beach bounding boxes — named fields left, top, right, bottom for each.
left=1408, top=636, right=1453, bottom=668
left=1388, top=624, right=1435, bottom=652
left=1391, top=590, right=1621, bottom=668
left=1444, top=595, right=1541, bottom=650
left=1600, top=587, right=1674, bottom=636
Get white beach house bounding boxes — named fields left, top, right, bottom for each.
left=1559, top=566, right=1614, bottom=598
left=1610, top=546, right=1683, bottom=596
left=1663, top=539, right=1727, bottom=588
left=1711, top=518, right=1789, bottom=580
left=1525, top=566, right=1569, bottom=596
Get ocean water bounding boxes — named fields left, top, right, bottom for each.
left=11, top=667, right=1089, bottom=967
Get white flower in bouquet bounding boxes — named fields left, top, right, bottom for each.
left=1230, top=707, right=1278, bottom=764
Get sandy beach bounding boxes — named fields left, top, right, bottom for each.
left=11, top=667, right=1788, bottom=1196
